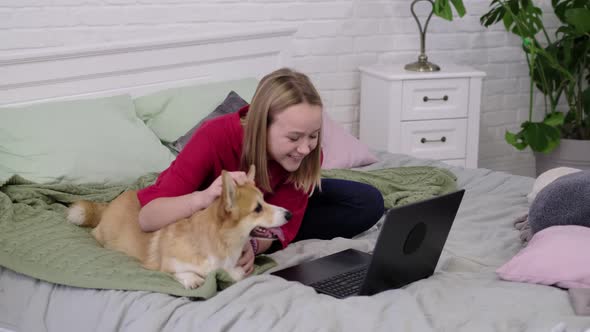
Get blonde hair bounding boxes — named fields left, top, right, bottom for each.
left=241, top=68, right=323, bottom=194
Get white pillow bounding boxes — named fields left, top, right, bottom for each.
left=133, top=78, right=258, bottom=142
left=0, top=95, right=175, bottom=185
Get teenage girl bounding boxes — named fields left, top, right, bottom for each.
left=136, top=68, right=384, bottom=276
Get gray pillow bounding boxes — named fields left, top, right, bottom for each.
left=528, top=170, right=590, bottom=234
left=167, top=91, right=248, bottom=154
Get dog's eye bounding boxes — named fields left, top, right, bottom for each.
left=254, top=203, right=263, bottom=213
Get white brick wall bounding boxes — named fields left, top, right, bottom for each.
left=1, top=0, right=558, bottom=177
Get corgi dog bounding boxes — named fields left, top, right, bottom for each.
left=66, top=165, right=291, bottom=289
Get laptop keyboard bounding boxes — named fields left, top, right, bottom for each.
left=310, top=265, right=368, bottom=299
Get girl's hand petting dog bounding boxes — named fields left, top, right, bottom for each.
left=238, top=240, right=255, bottom=276
left=200, top=171, right=254, bottom=207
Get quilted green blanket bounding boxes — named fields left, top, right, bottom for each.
left=0, top=174, right=275, bottom=299
left=0, top=166, right=456, bottom=298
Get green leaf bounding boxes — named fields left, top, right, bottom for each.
left=434, top=0, right=453, bottom=21
left=441, top=2, right=453, bottom=21
left=565, top=8, right=590, bottom=33
left=553, top=0, right=569, bottom=22
left=505, top=130, right=528, bottom=150
left=522, top=122, right=561, bottom=153
left=543, top=133, right=561, bottom=153
left=509, top=0, right=520, bottom=15
left=583, top=86, right=590, bottom=117
left=480, top=4, right=505, bottom=27
left=543, top=112, right=565, bottom=127
left=450, top=0, right=467, bottom=17
left=564, top=110, right=577, bottom=123
left=503, top=11, right=514, bottom=31
left=562, top=38, right=573, bottom=68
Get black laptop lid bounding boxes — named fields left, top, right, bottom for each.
left=359, top=189, right=465, bottom=296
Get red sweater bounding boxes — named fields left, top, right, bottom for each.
left=137, top=106, right=309, bottom=248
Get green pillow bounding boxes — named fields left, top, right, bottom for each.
left=133, top=78, right=258, bottom=142
left=0, top=95, right=175, bottom=185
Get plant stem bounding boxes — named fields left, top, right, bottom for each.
left=500, top=0, right=544, bottom=120
left=538, top=25, right=555, bottom=117
left=579, top=42, right=588, bottom=126
left=577, top=55, right=583, bottom=133
left=535, top=51, right=553, bottom=115
left=541, top=25, right=551, bottom=46
left=525, top=53, right=534, bottom=122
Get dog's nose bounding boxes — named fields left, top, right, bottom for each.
left=284, top=211, right=292, bottom=220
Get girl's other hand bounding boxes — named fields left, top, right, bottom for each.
left=237, top=240, right=255, bottom=276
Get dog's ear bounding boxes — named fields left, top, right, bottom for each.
left=247, top=164, right=255, bottom=183
left=221, top=170, right=236, bottom=213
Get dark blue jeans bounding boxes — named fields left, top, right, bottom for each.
left=293, top=178, right=385, bottom=242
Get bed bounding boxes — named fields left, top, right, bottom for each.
left=1, top=28, right=589, bottom=332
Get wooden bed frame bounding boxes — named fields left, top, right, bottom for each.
left=0, top=27, right=296, bottom=107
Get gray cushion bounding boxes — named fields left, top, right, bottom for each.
left=528, top=170, right=590, bottom=234
left=167, top=91, right=248, bottom=154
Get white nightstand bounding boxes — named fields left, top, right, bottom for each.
left=359, top=64, right=485, bottom=168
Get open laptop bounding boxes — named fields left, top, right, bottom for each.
left=271, top=189, right=465, bottom=298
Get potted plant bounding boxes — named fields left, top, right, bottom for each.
left=479, top=0, right=590, bottom=174
left=431, top=0, right=589, bottom=174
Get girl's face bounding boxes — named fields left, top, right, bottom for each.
left=267, top=102, right=322, bottom=172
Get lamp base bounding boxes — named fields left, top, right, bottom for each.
left=404, top=60, right=440, bottom=72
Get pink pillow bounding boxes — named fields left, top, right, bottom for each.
left=321, top=112, right=378, bottom=169
left=496, top=225, right=590, bottom=289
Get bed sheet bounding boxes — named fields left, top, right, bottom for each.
left=1, top=152, right=589, bottom=332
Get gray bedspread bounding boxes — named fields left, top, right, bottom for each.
left=1, top=152, right=589, bottom=332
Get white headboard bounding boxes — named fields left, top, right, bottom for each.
left=0, top=26, right=296, bottom=107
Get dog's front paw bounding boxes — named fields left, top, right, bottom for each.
left=174, top=272, right=205, bottom=289
left=227, top=267, right=246, bottom=282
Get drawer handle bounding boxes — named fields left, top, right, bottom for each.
left=421, top=136, right=446, bottom=144
left=423, top=95, right=448, bottom=102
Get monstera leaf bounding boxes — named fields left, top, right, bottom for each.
left=564, top=8, right=590, bottom=33
left=505, top=112, right=565, bottom=153
left=433, top=0, right=466, bottom=21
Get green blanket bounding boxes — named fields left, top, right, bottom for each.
left=321, top=166, right=457, bottom=209
left=0, top=174, right=275, bottom=299
left=0, top=166, right=456, bottom=298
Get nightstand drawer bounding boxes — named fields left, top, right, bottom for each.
left=359, top=64, right=484, bottom=168
left=400, top=119, right=467, bottom=160
left=402, top=78, right=469, bottom=121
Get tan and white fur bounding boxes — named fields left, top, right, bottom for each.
left=67, top=165, right=291, bottom=289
